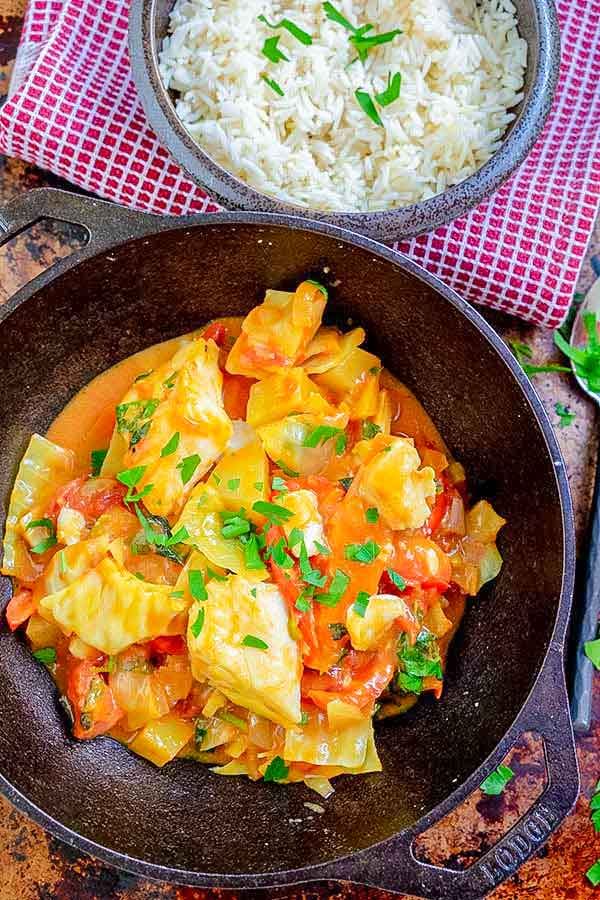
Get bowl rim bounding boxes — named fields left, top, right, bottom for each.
left=128, top=0, right=561, bottom=241
left=0, top=195, right=577, bottom=895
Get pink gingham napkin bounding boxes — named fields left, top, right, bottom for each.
left=1, top=0, right=600, bottom=327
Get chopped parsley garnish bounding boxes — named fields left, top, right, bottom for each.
left=555, top=402, right=575, bottom=428
left=163, top=371, right=178, bottom=389
left=262, top=35, right=289, bottom=64
left=587, top=860, right=600, bottom=887
left=195, top=721, right=207, bottom=748
left=116, top=464, right=152, bottom=503
left=375, top=71, right=401, bottom=107
left=345, top=539, right=380, bottom=563
left=177, top=454, right=201, bottom=485
left=295, top=588, right=313, bottom=612
left=287, top=527, right=304, bottom=549
left=218, top=709, right=248, bottom=731
left=355, top=89, right=383, bottom=126
left=584, top=639, right=600, bottom=670
left=227, top=478, right=241, bottom=492
left=271, top=476, right=288, bottom=494
left=361, top=420, right=382, bottom=440
left=328, top=622, right=348, bottom=640
left=220, top=511, right=251, bottom=539
left=135, top=506, right=189, bottom=559
left=314, top=540, right=330, bottom=556
left=396, top=630, right=442, bottom=695
left=213, top=473, right=222, bottom=485
left=353, top=590, right=371, bottom=618
left=191, top=607, right=205, bottom=638
left=365, top=507, right=379, bottom=523
left=267, top=537, right=294, bottom=569
left=305, top=279, right=328, bottom=297
left=170, top=590, right=185, bottom=598
left=387, top=568, right=407, bottom=591
left=242, top=634, right=269, bottom=650
left=254, top=481, right=264, bottom=491
left=299, top=711, right=310, bottom=725
left=161, top=432, right=180, bottom=457
left=33, top=647, right=57, bottom=665
left=58, top=550, right=67, bottom=574
left=350, top=28, right=401, bottom=62
left=314, top=568, right=350, bottom=607
left=261, top=75, right=284, bottom=96
left=189, top=569, right=208, bottom=602
left=258, top=14, right=312, bottom=45
left=480, top=764, right=514, bottom=796
left=134, top=369, right=154, bottom=383
left=335, top=432, right=347, bottom=455
left=276, top=459, right=300, bottom=477
left=589, top=779, right=600, bottom=834
left=252, top=500, right=294, bottom=526
left=263, top=755, right=289, bottom=782
left=241, top=532, right=266, bottom=570
left=91, top=448, right=108, bottom=476
left=134, top=572, right=145, bottom=581
left=206, top=567, right=227, bottom=582
left=116, top=399, right=158, bottom=448
left=303, top=425, right=344, bottom=447
left=323, top=1, right=358, bottom=33
left=339, top=476, right=353, bottom=490
left=26, top=518, right=57, bottom=555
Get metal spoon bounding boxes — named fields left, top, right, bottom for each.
left=570, top=255, right=600, bottom=732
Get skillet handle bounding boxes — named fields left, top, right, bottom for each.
left=0, top=188, right=161, bottom=302
left=315, top=650, right=579, bottom=900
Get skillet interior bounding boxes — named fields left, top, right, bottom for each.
left=0, top=221, right=564, bottom=874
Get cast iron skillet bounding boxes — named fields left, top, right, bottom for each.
left=129, top=0, right=560, bottom=241
left=0, top=189, right=578, bottom=899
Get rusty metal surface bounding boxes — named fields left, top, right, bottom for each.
left=1, top=4, right=600, bottom=898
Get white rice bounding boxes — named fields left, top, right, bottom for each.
left=159, top=0, right=527, bottom=212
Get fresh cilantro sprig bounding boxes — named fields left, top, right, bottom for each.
left=480, top=764, right=514, bottom=796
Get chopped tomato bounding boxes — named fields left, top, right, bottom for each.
left=222, top=372, right=254, bottom=420
left=150, top=635, right=187, bottom=656
left=424, top=487, right=450, bottom=537
left=202, top=321, right=229, bottom=347
left=48, top=476, right=126, bottom=523
left=393, top=534, right=451, bottom=592
left=302, top=642, right=397, bottom=712
left=5, top=588, right=35, bottom=631
left=67, top=659, right=123, bottom=740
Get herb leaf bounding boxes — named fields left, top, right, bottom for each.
left=161, top=432, right=180, bottom=457
left=242, top=634, right=269, bottom=650
left=262, top=35, right=289, bottom=64
left=303, top=425, right=343, bottom=448
left=177, top=454, right=201, bottom=485
left=355, top=89, right=383, bottom=126
left=33, top=647, right=57, bottom=665
left=252, top=500, right=294, bottom=526
left=189, top=569, right=208, bottom=602
left=375, top=71, right=401, bottom=107
left=191, top=607, right=205, bottom=638
left=328, top=622, right=348, bottom=640
left=26, top=518, right=57, bottom=555
left=361, top=421, right=382, bottom=440
left=555, top=402, right=575, bottom=428
left=263, top=755, right=289, bottom=782
left=387, top=568, right=407, bottom=591
left=323, top=1, right=358, bottom=32
left=365, top=507, right=379, bottom=523
left=116, top=399, right=158, bottom=448
left=480, top=764, right=514, bottom=796
left=345, top=539, right=380, bottom=563
left=353, top=590, right=371, bottom=618
left=261, top=75, right=284, bottom=96
left=585, top=639, right=600, bottom=669
left=305, top=279, right=328, bottom=297
left=258, top=14, right=312, bottom=45
left=91, top=448, right=108, bottom=476
left=276, top=459, right=300, bottom=477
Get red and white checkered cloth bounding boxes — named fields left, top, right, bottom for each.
left=1, top=0, right=600, bottom=327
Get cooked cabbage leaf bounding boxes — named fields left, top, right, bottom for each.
left=2, top=434, right=76, bottom=582
left=284, top=707, right=377, bottom=769
left=346, top=593, right=414, bottom=652
left=187, top=574, right=301, bottom=727
left=40, top=556, right=187, bottom=654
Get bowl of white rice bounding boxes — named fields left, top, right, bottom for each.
left=129, top=0, right=559, bottom=240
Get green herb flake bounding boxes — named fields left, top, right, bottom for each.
left=480, top=764, right=514, bottom=796
left=276, top=459, right=300, bottom=477
left=263, top=755, right=289, bottom=782
left=189, top=569, right=208, bottom=602
left=227, top=478, right=241, bottom=492
left=353, top=590, right=371, bottom=618
left=584, top=639, right=600, bottom=670
left=350, top=28, right=401, bottom=62
left=26, top=518, right=57, bottom=555
left=261, top=75, right=284, bottom=96
left=315, top=568, right=350, bottom=607
left=328, top=622, right=348, bottom=640
left=221, top=512, right=251, bottom=539
left=587, top=860, right=600, bottom=887
left=335, top=432, right=348, bottom=455
left=134, top=369, right=154, bottom=383
left=303, top=425, right=343, bottom=448
left=161, top=432, right=180, bottom=457
left=177, top=454, right=201, bottom=485
left=117, top=465, right=146, bottom=490
left=295, top=588, right=313, bottom=612
left=242, top=533, right=266, bottom=570
left=555, top=402, right=575, bottom=428
left=33, top=647, right=57, bottom=665
left=339, top=476, right=353, bottom=490
left=134, top=572, right=145, bottom=581
left=206, top=567, right=227, bottom=582
left=258, top=14, right=313, bottom=45
left=271, top=476, right=288, bottom=494
left=58, top=550, right=67, bottom=574
left=115, top=398, right=159, bottom=447
left=262, top=34, right=290, bottom=63
left=195, top=721, right=207, bottom=748
left=163, top=371, right=178, bottom=389
left=268, top=537, right=294, bottom=569
left=375, top=71, right=401, bottom=106
left=314, top=540, right=331, bottom=556
left=91, top=448, right=108, bottom=476
left=305, top=279, right=328, bottom=297
left=355, top=89, right=383, bottom=126
left=323, top=1, right=359, bottom=33
left=242, top=634, right=269, bottom=650
left=299, top=711, right=310, bottom=725
left=345, top=539, right=381, bottom=563
left=365, top=507, right=379, bottom=523
left=191, top=606, right=205, bottom=638
left=254, top=481, right=264, bottom=491
left=361, top=420, right=382, bottom=440
left=387, top=568, right=407, bottom=591
left=252, top=500, right=294, bottom=526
